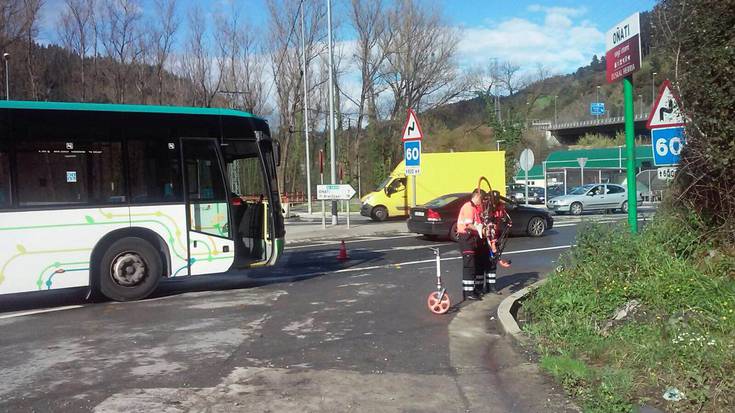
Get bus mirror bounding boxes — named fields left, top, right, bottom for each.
left=274, top=141, right=281, bottom=167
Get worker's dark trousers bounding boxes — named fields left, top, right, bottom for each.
left=458, top=234, right=487, bottom=297
left=485, top=259, right=497, bottom=292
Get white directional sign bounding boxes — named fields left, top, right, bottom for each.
left=647, top=80, right=685, bottom=129
left=577, top=157, right=588, bottom=168
left=316, top=184, right=356, bottom=200
left=401, top=108, right=424, bottom=142
left=519, top=149, right=535, bottom=172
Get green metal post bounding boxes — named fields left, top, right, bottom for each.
left=624, top=75, right=638, bottom=233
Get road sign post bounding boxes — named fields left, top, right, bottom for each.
left=607, top=12, right=642, bottom=233
left=519, top=149, right=535, bottom=206
left=319, top=150, right=325, bottom=229
left=402, top=108, right=424, bottom=208
left=624, top=76, right=637, bottom=232
left=577, top=157, right=588, bottom=186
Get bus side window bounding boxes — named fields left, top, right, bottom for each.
left=15, top=140, right=125, bottom=207
left=127, top=140, right=183, bottom=203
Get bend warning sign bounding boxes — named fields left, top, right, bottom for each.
left=647, top=80, right=685, bottom=129
left=401, top=108, right=424, bottom=142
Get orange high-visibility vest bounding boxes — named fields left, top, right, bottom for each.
left=457, top=201, right=482, bottom=234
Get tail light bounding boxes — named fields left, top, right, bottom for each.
left=427, top=209, right=441, bottom=222
left=231, top=196, right=243, bottom=206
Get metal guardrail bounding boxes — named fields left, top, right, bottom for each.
left=540, top=114, right=649, bottom=130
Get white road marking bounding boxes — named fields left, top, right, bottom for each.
left=287, top=234, right=417, bottom=250
left=0, top=305, right=84, bottom=319
left=278, top=244, right=575, bottom=279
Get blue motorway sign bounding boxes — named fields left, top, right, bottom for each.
left=652, top=126, right=685, bottom=166
left=590, top=102, right=605, bottom=116
left=404, top=140, right=421, bottom=175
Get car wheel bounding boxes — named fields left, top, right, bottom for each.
left=371, top=206, right=388, bottom=221
left=99, top=237, right=162, bottom=302
left=570, top=202, right=583, bottom=216
left=621, top=201, right=628, bottom=214
left=449, top=223, right=460, bottom=242
left=527, top=216, right=546, bottom=237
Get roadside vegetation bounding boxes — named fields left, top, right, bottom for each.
left=522, top=0, right=735, bottom=411
left=525, top=209, right=735, bottom=412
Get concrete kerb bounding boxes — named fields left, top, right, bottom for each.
left=497, top=278, right=550, bottom=340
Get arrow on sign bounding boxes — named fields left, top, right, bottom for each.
left=401, top=108, right=424, bottom=141
left=647, top=79, right=685, bottom=129
left=316, top=184, right=356, bottom=200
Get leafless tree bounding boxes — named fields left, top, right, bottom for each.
left=182, top=5, right=223, bottom=107
left=150, top=0, right=177, bottom=104
left=22, top=0, right=43, bottom=100
left=267, top=0, right=326, bottom=193
left=101, top=0, right=143, bottom=103
left=379, top=0, right=463, bottom=120
left=59, top=0, right=95, bottom=101
left=498, top=61, right=523, bottom=96
left=216, top=4, right=268, bottom=115
left=344, top=0, right=391, bottom=184
left=0, top=0, right=27, bottom=52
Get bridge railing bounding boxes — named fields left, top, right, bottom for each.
left=543, top=114, right=649, bottom=130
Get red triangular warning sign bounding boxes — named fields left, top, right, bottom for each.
left=401, top=108, right=424, bottom=142
left=647, top=79, right=685, bottom=129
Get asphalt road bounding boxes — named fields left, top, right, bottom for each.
left=0, top=213, right=646, bottom=412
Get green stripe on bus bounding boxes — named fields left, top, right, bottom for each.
left=0, top=100, right=263, bottom=120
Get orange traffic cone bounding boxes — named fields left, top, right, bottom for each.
left=337, top=240, right=349, bottom=261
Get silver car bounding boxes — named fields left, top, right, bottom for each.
left=546, top=184, right=641, bottom=215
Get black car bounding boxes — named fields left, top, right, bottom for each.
left=406, top=193, right=554, bottom=240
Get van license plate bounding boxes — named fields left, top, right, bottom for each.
left=414, top=211, right=424, bottom=217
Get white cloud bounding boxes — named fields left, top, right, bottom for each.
left=459, top=5, right=603, bottom=74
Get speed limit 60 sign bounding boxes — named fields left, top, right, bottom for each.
left=404, top=140, right=421, bottom=175
left=652, top=127, right=685, bottom=166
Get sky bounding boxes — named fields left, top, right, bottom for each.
left=40, top=0, right=656, bottom=76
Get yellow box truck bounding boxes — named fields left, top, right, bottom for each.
left=360, top=151, right=506, bottom=221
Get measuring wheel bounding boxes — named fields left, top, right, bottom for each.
left=427, top=291, right=451, bottom=314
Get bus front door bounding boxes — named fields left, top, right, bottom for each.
left=182, top=138, right=236, bottom=275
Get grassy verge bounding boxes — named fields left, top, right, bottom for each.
left=523, top=207, right=735, bottom=412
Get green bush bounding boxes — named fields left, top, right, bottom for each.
left=524, top=208, right=735, bottom=412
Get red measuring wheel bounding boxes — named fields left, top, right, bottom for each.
left=427, top=291, right=451, bottom=314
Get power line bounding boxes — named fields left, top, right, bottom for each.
left=264, top=0, right=304, bottom=104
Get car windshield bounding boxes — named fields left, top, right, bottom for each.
left=376, top=176, right=393, bottom=190
left=424, top=194, right=464, bottom=208
left=569, top=185, right=595, bottom=195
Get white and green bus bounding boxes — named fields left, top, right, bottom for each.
left=0, top=101, right=284, bottom=302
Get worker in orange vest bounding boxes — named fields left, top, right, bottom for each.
left=483, top=190, right=512, bottom=294
left=456, top=188, right=489, bottom=300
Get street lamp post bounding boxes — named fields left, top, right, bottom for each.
left=326, top=0, right=337, bottom=225
left=2, top=53, right=9, bottom=100
left=596, top=85, right=601, bottom=119
left=300, top=6, right=312, bottom=214
left=496, top=140, right=505, bottom=151
left=553, top=95, right=558, bottom=124
left=651, top=72, right=657, bottom=107
left=638, top=95, right=643, bottom=117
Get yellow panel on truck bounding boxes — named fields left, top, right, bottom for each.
left=360, top=151, right=506, bottom=221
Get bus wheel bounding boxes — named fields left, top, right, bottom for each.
left=99, top=237, right=162, bottom=302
